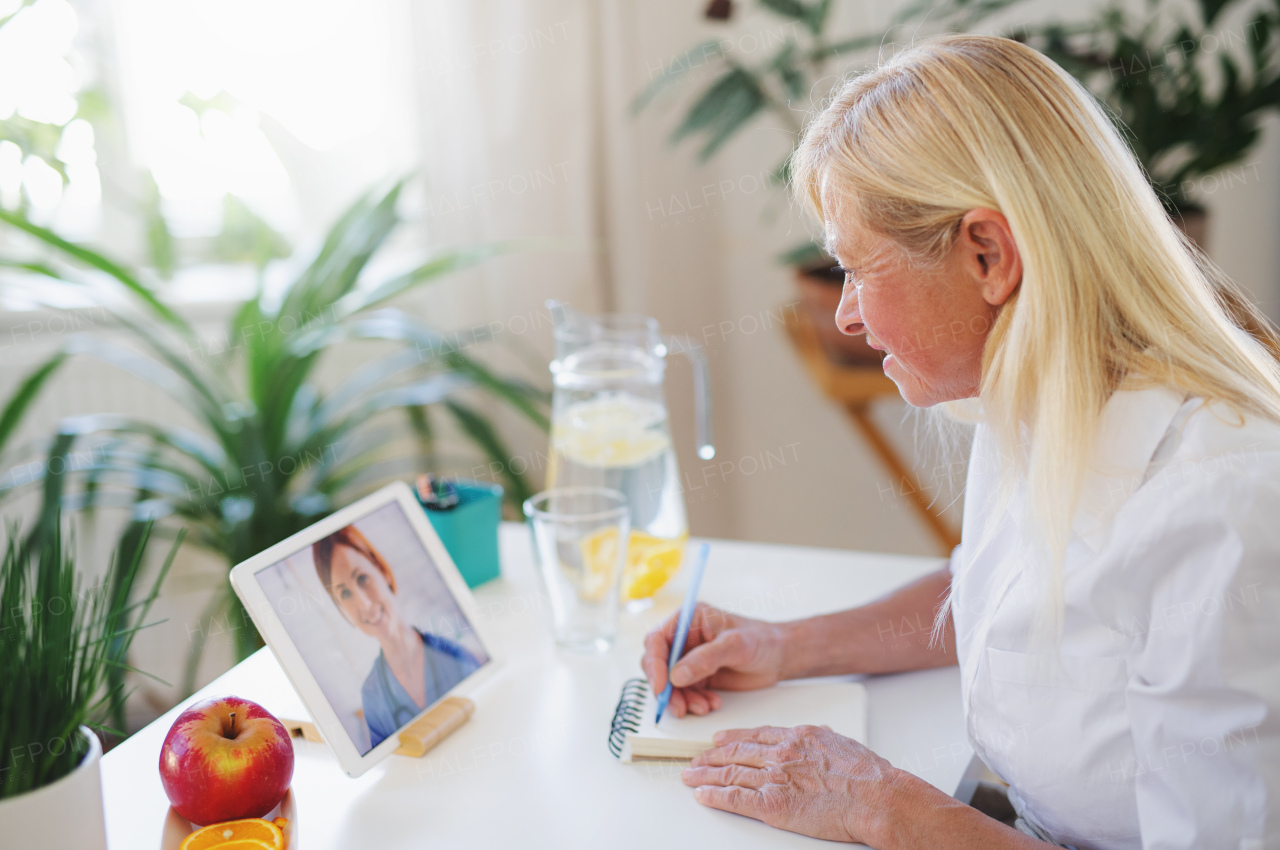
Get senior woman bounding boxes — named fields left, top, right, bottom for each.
left=641, top=34, right=1280, bottom=849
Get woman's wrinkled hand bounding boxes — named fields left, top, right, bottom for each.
left=680, top=724, right=900, bottom=844
left=640, top=603, right=787, bottom=718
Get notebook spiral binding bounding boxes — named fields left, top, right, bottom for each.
left=608, top=677, right=649, bottom=758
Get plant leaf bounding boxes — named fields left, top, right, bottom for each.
left=670, top=65, right=767, bottom=161
left=0, top=257, right=62, bottom=278
left=0, top=350, right=67, bottom=455
left=445, top=399, right=533, bottom=506
left=805, top=0, right=833, bottom=34
left=758, top=0, right=809, bottom=23
left=0, top=210, right=189, bottom=332
left=331, top=243, right=506, bottom=320
left=631, top=40, right=726, bottom=114
left=1196, top=0, right=1232, bottom=28
left=279, top=181, right=405, bottom=327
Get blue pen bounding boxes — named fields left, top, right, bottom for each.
left=654, top=542, right=711, bottom=725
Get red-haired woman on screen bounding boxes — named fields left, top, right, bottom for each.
left=313, top=525, right=480, bottom=749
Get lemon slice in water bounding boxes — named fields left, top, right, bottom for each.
left=575, top=526, right=622, bottom=603
left=622, top=531, right=687, bottom=601
left=574, top=528, right=687, bottom=603
left=552, top=397, right=670, bottom=469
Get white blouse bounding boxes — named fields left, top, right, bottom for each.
left=949, top=385, right=1280, bottom=849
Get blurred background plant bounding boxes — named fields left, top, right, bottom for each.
left=997, top=0, right=1280, bottom=215
left=0, top=181, right=549, bottom=693
left=636, top=0, right=1280, bottom=265
left=0, top=510, right=179, bottom=791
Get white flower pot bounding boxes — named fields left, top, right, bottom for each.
left=0, top=726, right=108, bottom=849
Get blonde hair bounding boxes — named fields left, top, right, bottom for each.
left=792, top=34, right=1280, bottom=643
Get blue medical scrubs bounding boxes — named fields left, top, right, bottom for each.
left=361, top=630, right=481, bottom=750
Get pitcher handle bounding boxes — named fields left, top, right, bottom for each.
left=665, top=335, right=715, bottom=460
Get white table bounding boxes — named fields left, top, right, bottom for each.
left=103, top=525, right=977, bottom=848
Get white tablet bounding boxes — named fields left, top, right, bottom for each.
left=230, top=481, right=497, bottom=778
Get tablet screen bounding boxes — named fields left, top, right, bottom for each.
left=253, top=500, right=491, bottom=754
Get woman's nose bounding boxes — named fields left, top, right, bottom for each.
left=835, top=285, right=864, bottom=336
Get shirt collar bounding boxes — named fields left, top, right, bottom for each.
left=1070, top=384, right=1189, bottom=553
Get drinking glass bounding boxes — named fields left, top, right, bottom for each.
left=523, top=487, right=630, bottom=652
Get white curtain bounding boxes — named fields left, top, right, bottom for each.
left=401, top=2, right=611, bottom=483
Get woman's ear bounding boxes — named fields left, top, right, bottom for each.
left=957, top=209, right=1022, bottom=307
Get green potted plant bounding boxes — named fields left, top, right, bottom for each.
left=999, top=0, right=1280, bottom=247
left=635, top=0, right=1280, bottom=359
left=0, top=180, right=550, bottom=687
left=0, top=513, right=178, bottom=848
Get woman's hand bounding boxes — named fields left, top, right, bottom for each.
left=680, top=724, right=900, bottom=844
left=640, top=603, right=788, bottom=718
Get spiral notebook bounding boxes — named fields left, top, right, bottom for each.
left=609, top=678, right=868, bottom=762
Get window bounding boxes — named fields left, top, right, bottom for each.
left=1, top=0, right=418, bottom=281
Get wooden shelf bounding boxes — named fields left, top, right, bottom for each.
left=783, top=309, right=961, bottom=553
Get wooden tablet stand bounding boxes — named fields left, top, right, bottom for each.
left=393, top=696, right=474, bottom=757
left=280, top=696, right=475, bottom=758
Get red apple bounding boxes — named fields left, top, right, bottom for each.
left=158, top=695, right=294, bottom=826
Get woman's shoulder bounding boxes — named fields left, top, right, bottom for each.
left=1145, top=395, right=1280, bottom=499
left=1115, top=396, right=1280, bottom=579
left=1074, top=389, right=1280, bottom=567
left=1091, top=400, right=1280, bottom=658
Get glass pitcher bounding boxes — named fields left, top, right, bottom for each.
left=544, top=301, right=713, bottom=609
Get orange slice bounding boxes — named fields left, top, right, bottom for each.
left=179, top=817, right=283, bottom=850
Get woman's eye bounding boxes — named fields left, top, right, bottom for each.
left=340, top=588, right=351, bottom=600
left=356, top=573, right=368, bottom=586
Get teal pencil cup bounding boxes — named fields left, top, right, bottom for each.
left=420, top=479, right=504, bottom=588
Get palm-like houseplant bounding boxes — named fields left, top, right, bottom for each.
left=0, top=181, right=549, bottom=689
